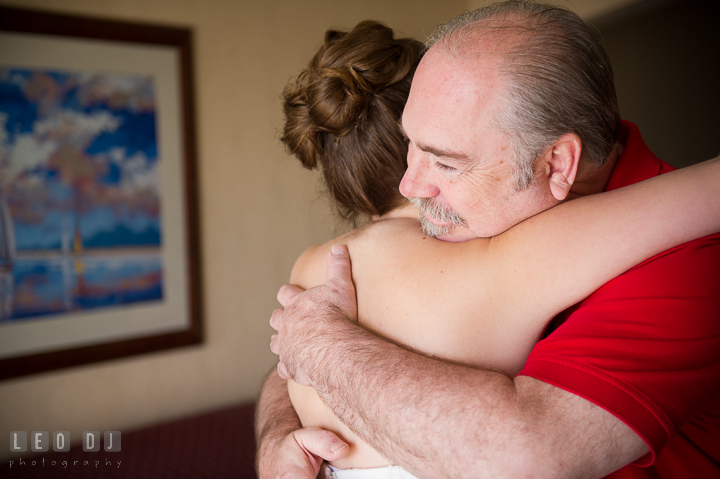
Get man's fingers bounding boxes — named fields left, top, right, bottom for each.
left=269, top=308, right=283, bottom=331
left=292, top=426, right=349, bottom=462
left=277, top=361, right=290, bottom=379
left=293, top=369, right=312, bottom=387
left=278, top=284, right=305, bottom=307
left=327, top=244, right=352, bottom=286
left=326, top=244, right=357, bottom=318
left=326, top=244, right=354, bottom=293
left=267, top=245, right=356, bottom=388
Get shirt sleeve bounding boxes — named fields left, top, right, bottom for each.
left=518, top=234, right=720, bottom=465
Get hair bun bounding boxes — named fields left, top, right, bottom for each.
left=281, top=20, right=422, bottom=222
left=281, top=75, right=320, bottom=169
left=307, top=65, right=371, bottom=137
left=282, top=21, right=420, bottom=170
left=280, top=65, right=369, bottom=170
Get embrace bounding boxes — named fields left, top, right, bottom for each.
left=259, top=2, right=720, bottom=478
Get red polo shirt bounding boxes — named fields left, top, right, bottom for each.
left=519, top=121, right=720, bottom=478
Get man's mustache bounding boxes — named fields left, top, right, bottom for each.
left=408, top=197, right=467, bottom=237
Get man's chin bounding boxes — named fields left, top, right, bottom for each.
left=420, top=217, right=478, bottom=243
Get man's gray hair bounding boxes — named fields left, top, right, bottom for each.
left=427, top=0, right=620, bottom=191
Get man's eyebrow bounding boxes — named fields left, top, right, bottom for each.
left=397, top=120, right=474, bottom=163
left=417, top=144, right=475, bottom=163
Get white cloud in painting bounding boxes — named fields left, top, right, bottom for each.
left=77, top=73, right=155, bottom=112
left=34, top=109, right=121, bottom=141
left=125, top=153, right=159, bottom=191
left=108, top=147, right=126, bottom=163
left=8, top=134, right=58, bottom=177
left=4, top=109, right=121, bottom=180
left=109, top=148, right=159, bottom=193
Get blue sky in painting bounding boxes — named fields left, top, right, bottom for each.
left=0, top=68, right=162, bottom=251
left=0, top=78, right=37, bottom=136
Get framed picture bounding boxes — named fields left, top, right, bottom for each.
left=0, top=7, right=202, bottom=380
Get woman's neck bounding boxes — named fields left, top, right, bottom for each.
left=373, top=201, right=420, bottom=221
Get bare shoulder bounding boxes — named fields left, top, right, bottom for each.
left=288, top=240, right=333, bottom=289
left=288, top=224, right=374, bottom=289
left=290, top=217, right=481, bottom=289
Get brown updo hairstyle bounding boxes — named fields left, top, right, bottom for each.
left=281, top=20, right=422, bottom=223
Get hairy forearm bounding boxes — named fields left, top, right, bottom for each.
left=255, top=369, right=302, bottom=469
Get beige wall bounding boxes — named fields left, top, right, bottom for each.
left=0, top=0, right=465, bottom=460
left=0, top=0, right=642, bottom=461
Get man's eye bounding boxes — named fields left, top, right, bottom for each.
left=435, top=161, right=456, bottom=172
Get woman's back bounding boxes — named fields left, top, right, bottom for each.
left=290, top=217, right=539, bottom=375
left=288, top=216, right=519, bottom=468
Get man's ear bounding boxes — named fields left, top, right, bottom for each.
left=545, top=133, right=581, bottom=201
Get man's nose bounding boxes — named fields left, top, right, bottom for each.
left=400, top=153, right=440, bottom=199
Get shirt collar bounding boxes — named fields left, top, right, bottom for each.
left=604, top=120, right=673, bottom=192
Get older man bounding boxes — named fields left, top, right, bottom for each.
left=259, top=2, right=720, bottom=478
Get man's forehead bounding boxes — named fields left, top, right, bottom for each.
left=409, top=47, right=503, bottom=110
left=402, top=49, right=505, bottom=156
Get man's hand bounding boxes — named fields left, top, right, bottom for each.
left=258, top=426, right=349, bottom=479
left=270, top=244, right=358, bottom=386
left=255, top=369, right=349, bottom=479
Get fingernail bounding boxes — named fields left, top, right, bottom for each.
left=331, top=244, right=347, bottom=256
left=330, top=441, right=348, bottom=454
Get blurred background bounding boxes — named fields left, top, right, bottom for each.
left=0, top=0, right=717, bottom=471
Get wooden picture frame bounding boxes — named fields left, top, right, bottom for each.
left=0, top=7, right=202, bottom=380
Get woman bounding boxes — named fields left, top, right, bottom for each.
left=279, top=20, right=720, bottom=476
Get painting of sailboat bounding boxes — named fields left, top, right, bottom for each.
left=0, top=67, right=164, bottom=322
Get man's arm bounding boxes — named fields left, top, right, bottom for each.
left=255, top=368, right=349, bottom=478
left=270, top=245, right=648, bottom=479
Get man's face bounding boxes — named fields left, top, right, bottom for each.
left=399, top=48, right=557, bottom=241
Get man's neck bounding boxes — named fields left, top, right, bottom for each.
left=566, top=142, right=624, bottom=199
